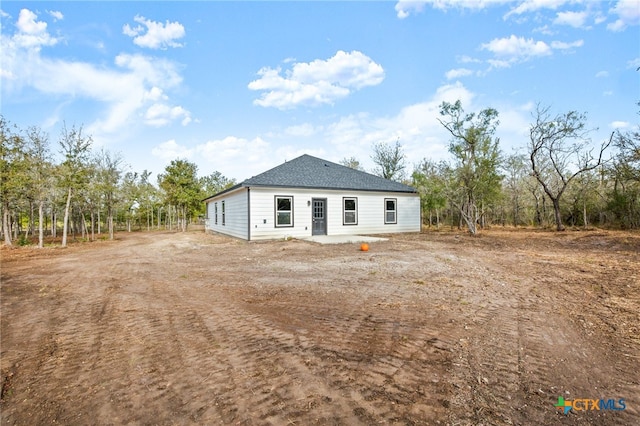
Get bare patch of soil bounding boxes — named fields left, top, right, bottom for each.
left=1, top=229, right=638, bottom=425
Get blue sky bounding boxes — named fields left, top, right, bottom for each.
left=2, top=1, right=639, bottom=182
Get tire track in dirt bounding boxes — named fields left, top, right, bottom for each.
left=2, top=230, right=638, bottom=425
left=447, top=249, right=640, bottom=426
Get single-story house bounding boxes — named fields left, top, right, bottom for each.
left=203, top=154, right=421, bottom=241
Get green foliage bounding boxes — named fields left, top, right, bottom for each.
left=58, top=123, right=92, bottom=190
left=200, top=171, right=236, bottom=198
left=17, top=233, right=30, bottom=246
left=158, top=159, right=203, bottom=219
left=438, top=100, right=503, bottom=234
left=412, top=159, right=447, bottom=226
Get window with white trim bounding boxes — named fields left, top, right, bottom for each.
left=343, top=197, right=358, bottom=225
left=222, top=201, right=225, bottom=226
left=214, top=202, right=218, bottom=225
left=275, top=196, right=293, bottom=227
left=384, top=198, right=397, bottom=224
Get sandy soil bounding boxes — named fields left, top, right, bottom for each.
left=1, top=229, right=639, bottom=425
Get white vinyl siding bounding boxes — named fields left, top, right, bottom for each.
left=204, top=188, right=248, bottom=239
left=248, top=187, right=420, bottom=240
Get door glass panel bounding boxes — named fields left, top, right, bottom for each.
left=313, top=201, right=324, bottom=219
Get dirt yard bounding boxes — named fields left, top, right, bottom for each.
left=1, top=229, right=639, bottom=425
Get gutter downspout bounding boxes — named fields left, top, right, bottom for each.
left=247, top=187, right=251, bottom=241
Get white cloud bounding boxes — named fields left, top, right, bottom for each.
left=395, top=0, right=510, bottom=19
left=144, top=103, right=191, bottom=127
left=550, top=39, right=584, bottom=50
left=123, top=15, right=185, bottom=49
left=595, top=70, right=609, bottom=78
left=445, top=68, right=473, bottom=80
left=533, top=25, right=556, bottom=35
left=196, top=136, right=271, bottom=170
left=144, top=86, right=168, bottom=102
left=611, top=121, right=629, bottom=129
left=607, top=0, right=640, bottom=31
left=151, top=136, right=272, bottom=178
left=481, top=35, right=583, bottom=69
left=151, top=139, right=193, bottom=162
left=482, top=35, right=552, bottom=60
left=627, top=57, right=640, bottom=69
left=13, top=8, right=59, bottom=49
left=594, top=14, right=608, bottom=25
left=554, top=10, right=589, bottom=28
left=486, top=59, right=513, bottom=69
left=457, top=55, right=482, bottom=64
left=325, top=82, right=476, bottom=166
left=248, top=50, right=384, bottom=109
left=47, top=10, right=64, bottom=21
left=504, top=0, right=573, bottom=18
left=1, top=9, right=192, bottom=140
left=180, top=82, right=530, bottom=181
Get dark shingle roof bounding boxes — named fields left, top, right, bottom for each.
left=205, top=155, right=416, bottom=200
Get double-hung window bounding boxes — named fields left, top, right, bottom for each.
left=214, top=202, right=218, bottom=225
left=222, top=201, right=225, bottom=226
left=384, top=198, right=397, bottom=224
left=275, top=196, right=293, bottom=227
left=343, top=197, right=357, bottom=225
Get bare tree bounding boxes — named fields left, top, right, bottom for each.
left=339, top=156, right=364, bottom=171
left=528, top=104, right=611, bottom=231
left=371, top=139, right=406, bottom=181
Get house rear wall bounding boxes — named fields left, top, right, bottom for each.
left=248, top=187, right=420, bottom=241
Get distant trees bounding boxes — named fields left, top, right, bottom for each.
left=437, top=101, right=502, bottom=235
left=502, top=154, right=529, bottom=227
left=528, top=105, right=611, bottom=231
left=340, top=156, right=365, bottom=171
left=607, top=104, right=640, bottom=228
left=95, top=149, right=123, bottom=240
left=201, top=171, right=236, bottom=197
left=411, top=159, right=447, bottom=228
left=26, top=126, right=52, bottom=248
left=409, top=101, right=637, bottom=233
left=58, top=124, right=93, bottom=247
left=1, top=117, right=26, bottom=246
left=372, top=139, right=406, bottom=181
left=158, top=159, right=202, bottom=232
left=0, top=115, right=236, bottom=246
left=2, top=99, right=639, bottom=245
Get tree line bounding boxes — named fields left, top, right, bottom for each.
left=355, top=101, right=639, bottom=234
left=2, top=99, right=638, bottom=246
left=0, top=116, right=235, bottom=247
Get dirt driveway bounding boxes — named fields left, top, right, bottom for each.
left=1, top=229, right=639, bottom=425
